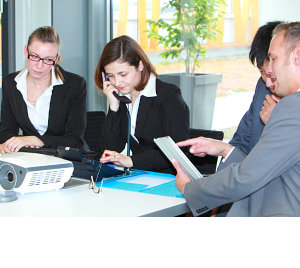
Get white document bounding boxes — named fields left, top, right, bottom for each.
left=154, top=136, right=203, bottom=181
left=118, top=176, right=172, bottom=189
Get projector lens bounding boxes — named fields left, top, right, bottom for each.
left=0, top=164, right=17, bottom=190
left=7, top=172, right=14, bottom=183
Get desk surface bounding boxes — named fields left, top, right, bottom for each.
left=0, top=182, right=189, bottom=217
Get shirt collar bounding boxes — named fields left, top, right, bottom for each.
left=15, top=66, right=63, bottom=93
left=15, top=68, right=29, bottom=95
left=123, top=73, right=157, bottom=99
left=140, top=73, right=157, bottom=97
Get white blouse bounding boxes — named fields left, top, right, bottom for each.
left=119, top=74, right=157, bottom=156
left=15, top=67, right=63, bottom=135
left=124, top=73, right=157, bottom=142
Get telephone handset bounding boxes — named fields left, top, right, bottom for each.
left=112, top=91, right=132, bottom=104
left=104, top=72, right=109, bottom=81
left=104, top=71, right=131, bottom=104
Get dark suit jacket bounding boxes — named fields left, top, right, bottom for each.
left=229, top=77, right=270, bottom=154
left=0, top=66, right=88, bottom=150
left=100, top=79, right=190, bottom=173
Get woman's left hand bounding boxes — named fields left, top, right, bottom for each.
left=0, top=144, right=12, bottom=153
left=3, top=136, right=44, bottom=152
left=100, top=150, right=133, bottom=168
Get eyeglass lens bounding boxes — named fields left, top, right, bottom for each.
left=27, top=48, right=57, bottom=65
left=28, top=54, right=56, bottom=65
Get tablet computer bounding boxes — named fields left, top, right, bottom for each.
left=154, top=136, right=203, bottom=180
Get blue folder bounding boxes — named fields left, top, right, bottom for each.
left=97, top=170, right=184, bottom=199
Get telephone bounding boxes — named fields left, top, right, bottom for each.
left=104, top=72, right=109, bottom=81
left=104, top=70, right=131, bottom=173
left=104, top=71, right=131, bottom=104
left=113, top=91, right=131, bottom=104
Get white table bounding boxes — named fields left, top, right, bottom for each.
left=0, top=181, right=189, bottom=217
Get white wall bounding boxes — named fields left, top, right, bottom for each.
left=53, top=0, right=111, bottom=112
left=259, top=0, right=300, bottom=25
left=15, top=0, right=52, bottom=71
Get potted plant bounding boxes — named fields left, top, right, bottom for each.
left=147, top=0, right=225, bottom=129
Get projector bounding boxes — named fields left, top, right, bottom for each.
left=0, top=152, right=74, bottom=194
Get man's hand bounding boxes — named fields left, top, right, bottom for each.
left=177, top=137, right=233, bottom=158
left=172, top=159, right=192, bottom=194
left=3, top=136, right=44, bottom=152
left=260, top=94, right=280, bottom=124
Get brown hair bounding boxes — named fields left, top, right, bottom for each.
left=94, top=35, right=158, bottom=91
left=27, top=26, right=64, bottom=81
left=273, top=22, right=300, bottom=56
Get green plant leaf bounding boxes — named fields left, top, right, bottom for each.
left=146, top=0, right=226, bottom=75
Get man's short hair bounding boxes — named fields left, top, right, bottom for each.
left=273, top=22, right=300, bottom=56
left=249, top=21, right=282, bottom=68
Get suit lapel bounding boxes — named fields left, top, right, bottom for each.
left=47, top=84, right=64, bottom=131
left=16, top=90, right=41, bottom=136
left=135, top=96, right=155, bottom=138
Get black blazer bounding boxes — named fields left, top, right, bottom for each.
left=100, top=79, right=190, bottom=173
left=0, top=66, right=88, bottom=150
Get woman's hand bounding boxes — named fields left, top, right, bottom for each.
left=100, top=150, right=133, bottom=168
left=102, top=72, right=120, bottom=112
left=0, top=144, right=13, bottom=153
left=3, top=136, right=44, bottom=152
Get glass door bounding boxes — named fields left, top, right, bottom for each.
left=1, top=0, right=15, bottom=83
left=0, top=10, right=2, bottom=87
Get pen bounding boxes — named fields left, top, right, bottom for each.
left=104, top=153, right=115, bottom=168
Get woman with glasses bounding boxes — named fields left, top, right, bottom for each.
left=95, top=35, right=189, bottom=174
left=0, top=26, right=88, bottom=153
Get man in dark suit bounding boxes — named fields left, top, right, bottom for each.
left=172, top=22, right=300, bottom=216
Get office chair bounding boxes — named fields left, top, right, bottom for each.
left=188, top=128, right=224, bottom=175
left=84, top=111, right=106, bottom=156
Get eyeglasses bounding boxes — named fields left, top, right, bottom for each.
left=89, top=163, right=104, bottom=194
left=27, top=50, right=57, bottom=65
left=89, top=175, right=104, bottom=194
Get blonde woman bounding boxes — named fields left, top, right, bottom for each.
left=0, top=26, right=88, bottom=153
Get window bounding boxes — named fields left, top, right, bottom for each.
left=111, top=0, right=259, bottom=137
